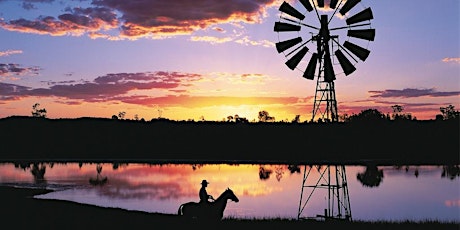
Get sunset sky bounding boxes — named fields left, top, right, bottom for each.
left=0, top=0, right=459, bottom=121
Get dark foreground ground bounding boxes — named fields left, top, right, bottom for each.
left=1, top=186, right=458, bottom=230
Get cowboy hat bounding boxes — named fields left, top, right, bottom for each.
left=201, top=180, right=209, bottom=185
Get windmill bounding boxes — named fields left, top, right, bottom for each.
left=273, top=0, right=375, bottom=221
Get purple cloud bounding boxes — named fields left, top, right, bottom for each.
left=0, top=71, right=202, bottom=103
left=0, top=0, right=276, bottom=39
left=0, top=63, right=40, bottom=76
left=0, top=7, right=118, bottom=36
left=369, top=88, right=460, bottom=98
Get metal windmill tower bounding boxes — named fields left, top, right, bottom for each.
left=273, top=0, right=376, bottom=220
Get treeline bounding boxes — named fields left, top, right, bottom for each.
left=0, top=114, right=458, bottom=165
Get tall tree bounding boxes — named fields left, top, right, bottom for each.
left=31, top=103, right=47, bottom=118
left=440, top=105, right=459, bottom=120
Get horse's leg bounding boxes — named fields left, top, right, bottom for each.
left=177, top=204, right=183, bottom=215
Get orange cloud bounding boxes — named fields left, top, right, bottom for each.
left=190, top=35, right=233, bottom=44
left=445, top=199, right=460, bottom=207
left=0, top=50, right=23, bottom=57
left=442, top=57, right=460, bottom=64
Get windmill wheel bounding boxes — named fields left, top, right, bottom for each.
left=274, top=0, right=375, bottom=82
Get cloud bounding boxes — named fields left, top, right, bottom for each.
left=0, top=50, right=23, bottom=57
left=235, top=36, right=274, bottom=47
left=93, top=0, right=277, bottom=38
left=369, top=88, right=460, bottom=98
left=442, top=57, right=460, bottom=64
left=0, top=70, right=306, bottom=109
left=0, top=82, right=31, bottom=101
left=0, top=63, right=40, bottom=77
left=0, top=82, right=31, bottom=94
left=0, top=71, right=202, bottom=102
left=190, top=35, right=233, bottom=44
left=0, top=0, right=277, bottom=39
left=21, top=0, right=55, bottom=10
left=0, top=7, right=118, bottom=36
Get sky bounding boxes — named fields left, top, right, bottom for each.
left=0, top=0, right=459, bottom=122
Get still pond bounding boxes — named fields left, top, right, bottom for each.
left=0, top=162, right=459, bottom=222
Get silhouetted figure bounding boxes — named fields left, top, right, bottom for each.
left=199, top=180, right=214, bottom=204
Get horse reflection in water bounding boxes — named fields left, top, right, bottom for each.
left=178, top=188, right=239, bottom=221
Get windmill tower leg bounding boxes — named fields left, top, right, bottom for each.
left=312, top=79, right=338, bottom=122
left=297, top=165, right=352, bottom=221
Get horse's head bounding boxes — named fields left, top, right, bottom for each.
left=225, top=187, right=239, bottom=203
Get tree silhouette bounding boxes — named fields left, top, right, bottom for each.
left=31, top=163, right=46, bottom=184
left=89, top=163, right=108, bottom=186
left=357, top=165, right=384, bottom=187
left=391, top=105, right=413, bottom=120
left=227, top=115, right=234, bottom=122
left=349, top=108, right=386, bottom=123
left=441, top=165, right=460, bottom=180
left=235, top=114, right=248, bottom=123
left=291, top=115, right=301, bottom=123
left=287, top=165, right=301, bottom=173
left=118, top=111, right=126, bottom=119
left=440, top=105, right=459, bottom=120
left=259, top=166, right=272, bottom=180
left=31, top=103, right=47, bottom=118
left=258, top=110, right=275, bottom=122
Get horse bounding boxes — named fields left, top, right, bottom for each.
left=177, top=187, right=239, bottom=221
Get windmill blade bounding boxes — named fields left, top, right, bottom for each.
left=317, top=0, right=324, bottom=8
left=343, top=41, right=370, bottom=61
left=339, top=0, right=361, bottom=16
left=299, top=0, right=313, bottom=12
left=330, top=0, right=339, bottom=9
left=346, top=8, right=373, bottom=25
left=335, top=49, right=356, bottom=76
left=274, top=22, right=301, bottom=32
left=285, top=46, right=308, bottom=70
left=303, top=52, right=318, bottom=80
left=324, top=53, right=336, bottom=82
left=276, top=37, right=303, bottom=53
left=279, top=1, right=305, bottom=20
left=348, top=29, right=375, bottom=41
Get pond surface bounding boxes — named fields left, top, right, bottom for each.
left=0, top=162, right=459, bottom=222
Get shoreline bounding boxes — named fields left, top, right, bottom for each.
left=1, top=185, right=458, bottom=230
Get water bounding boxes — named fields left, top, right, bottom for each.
left=0, top=162, right=458, bottom=222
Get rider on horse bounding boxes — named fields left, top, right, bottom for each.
left=199, top=179, right=214, bottom=205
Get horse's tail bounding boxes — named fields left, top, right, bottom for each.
left=177, top=204, right=184, bottom=216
